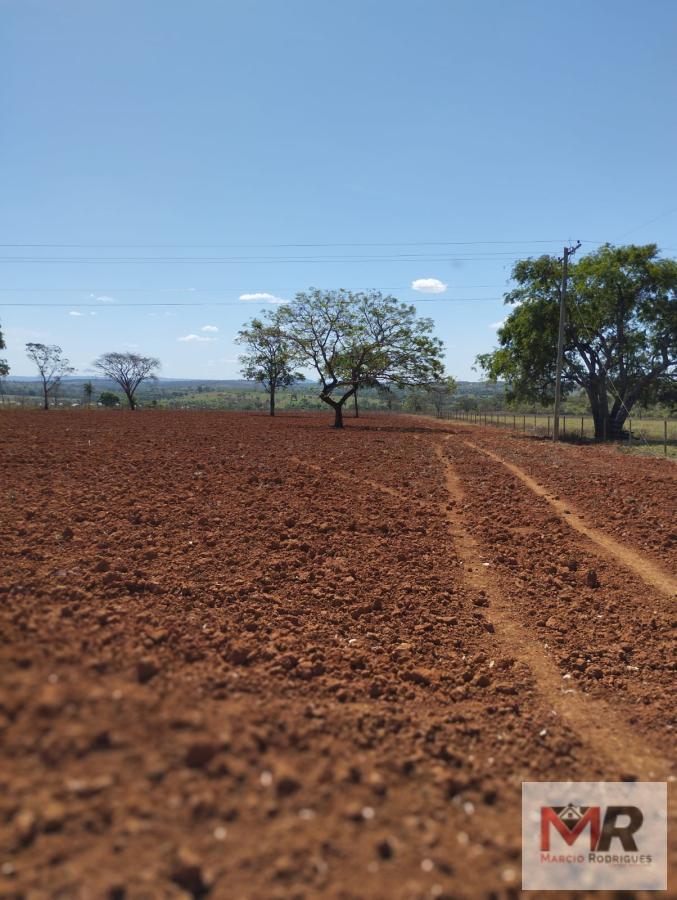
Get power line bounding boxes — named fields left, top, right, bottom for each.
left=0, top=253, right=529, bottom=264
left=616, top=204, right=677, bottom=240
left=0, top=297, right=503, bottom=308
left=0, top=283, right=505, bottom=293
left=0, top=239, right=594, bottom=249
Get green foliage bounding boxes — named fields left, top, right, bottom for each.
left=402, top=386, right=428, bottom=412
left=0, top=320, right=8, bottom=378
left=478, top=244, right=677, bottom=436
left=236, top=318, right=304, bottom=414
left=274, top=288, right=445, bottom=426
left=426, top=376, right=458, bottom=416
left=98, top=391, right=121, bottom=407
left=25, top=342, right=74, bottom=409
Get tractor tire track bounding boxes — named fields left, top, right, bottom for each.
left=464, top=440, right=676, bottom=599
left=433, top=439, right=673, bottom=782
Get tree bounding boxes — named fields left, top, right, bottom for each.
left=93, top=352, right=160, bottom=410
left=403, top=386, right=427, bottom=412
left=458, top=395, right=479, bottom=412
left=376, top=384, right=398, bottom=412
left=83, top=380, right=93, bottom=407
left=0, top=320, right=8, bottom=380
left=477, top=245, right=677, bottom=439
left=98, top=391, right=121, bottom=408
left=25, top=343, right=74, bottom=410
left=427, top=376, right=458, bottom=418
left=0, top=321, right=8, bottom=403
left=275, top=288, right=445, bottom=428
left=236, top=318, right=304, bottom=416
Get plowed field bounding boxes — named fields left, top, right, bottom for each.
left=1, top=411, right=674, bottom=899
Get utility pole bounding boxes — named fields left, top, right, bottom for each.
left=553, top=240, right=581, bottom=441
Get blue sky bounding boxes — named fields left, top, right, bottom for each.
left=2, top=0, right=676, bottom=379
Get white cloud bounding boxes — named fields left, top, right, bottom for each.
left=490, top=319, right=506, bottom=330
left=69, top=310, right=83, bottom=316
left=178, top=333, right=216, bottom=343
left=239, top=292, right=287, bottom=304
left=200, top=324, right=219, bottom=332
left=412, top=278, right=447, bottom=294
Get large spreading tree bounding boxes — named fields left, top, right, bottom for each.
left=93, top=352, right=160, bottom=409
left=236, top=318, right=304, bottom=416
left=478, top=244, right=676, bottom=439
left=25, top=343, right=74, bottom=410
left=274, top=288, right=445, bottom=427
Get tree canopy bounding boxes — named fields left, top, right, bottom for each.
left=273, top=288, right=445, bottom=427
left=98, top=390, right=121, bottom=408
left=236, top=318, right=304, bottom=416
left=25, top=343, right=74, bottom=410
left=0, top=321, right=8, bottom=379
left=93, top=352, right=160, bottom=410
left=426, top=376, right=458, bottom=418
left=477, top=244, right=677, bottom=438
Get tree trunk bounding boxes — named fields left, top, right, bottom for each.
left=607, top=407, right=629, bottom=439
left=42, top=380, right=49, bottom=410
left=588, top=383, right=630, bottom=440
left=125, top=392, right=136, bottom=410
left=353, top=391, right=359, bottom=418
left=594, top=411, right=627, bottom=441
left=321, top=388, right=357, bottom=428
left=270, top=386, right=275, bottom=417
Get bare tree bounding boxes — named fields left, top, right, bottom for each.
left=93, top=352, right=160, bottom=410
left=25, top=343, right=74, bottom=410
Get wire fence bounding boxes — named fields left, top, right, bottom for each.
left=3, top=390, right=676, bottom=457
left=446, top=409, right=677, bottom=456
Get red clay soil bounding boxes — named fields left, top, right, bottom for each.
left=456, top=423, right=676, bottom=573
left=0, top=410, right=674, bottom=899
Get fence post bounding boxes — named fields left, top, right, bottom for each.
left=665, top=420, right=668, bottom=457
left=523, top=414, right=526, bottom=432
left=513, top=414, right=516, bottom=430
left=580, top=416, right=584, bottom=439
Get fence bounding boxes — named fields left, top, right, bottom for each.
left=446, top=410, right=677, bottom=456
